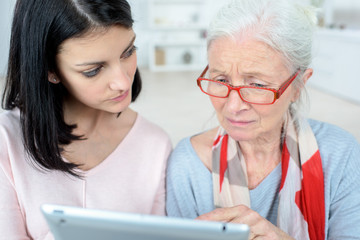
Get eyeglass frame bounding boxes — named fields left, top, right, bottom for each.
left=196, top=65, right=301, bottom=105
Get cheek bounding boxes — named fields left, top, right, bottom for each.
left=72, top=82, right=101, bottom=102
left=210, top=97, right=225, bottom=115
left=127, top=54, right=137, bottom=80
left=257, top=107, right=277, bottom=127
left=60, top=74, right=102, bottom=101
left=257, top=99, right=291, bottom=128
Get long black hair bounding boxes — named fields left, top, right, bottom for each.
left=1, top=0, right=142, bottom=177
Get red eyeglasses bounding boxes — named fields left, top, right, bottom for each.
left=197, top=65, right=300, bottom=105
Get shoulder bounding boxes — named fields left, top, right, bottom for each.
left=169, top=127, right=218, bottom=164
left=308, top=120, right=360, bottom=238
left=0, top=109, right=21, bottom=129
left=168, top=137, right=195, bottom=168
left=191, top=127, right=218, bottom=151
left=190, top=127, right=218, bottom=170
left=166, top=135, right=215, bottom=218
left=308, top=119, right=359, bottom=158
left=168, top=128, right=218, bottom=175
left=0, top=109, right=21, bottom=143
left=126, top=114, right=172, bottom=161
left=132, top=114, right=172, bottom=145
left=0, top=109, right=24, bottom=176
left=167, top=136, right=211, bottom=186
left=168, top=136, right=200, bottom=174
left=309, top=119, right=357, bottom=143
left=308, top=119, right=360, bottom=179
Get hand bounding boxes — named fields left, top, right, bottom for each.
left=196, top=205, right=294, bottom=240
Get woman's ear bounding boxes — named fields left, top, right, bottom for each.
left=301, top=68, right=313, bottom=85
left=292, top=68, right=313, bottom=102
left=48, top=72, right=61, bottom=84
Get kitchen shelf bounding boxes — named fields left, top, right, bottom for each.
left=147, top=0, right=208, bottom=71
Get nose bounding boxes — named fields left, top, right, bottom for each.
left=109, top=65, right=131, bottom=91
left=226, top=89, right=250, bottom=113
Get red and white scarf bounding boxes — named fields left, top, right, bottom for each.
left=212, top=113, right=325, bottom=240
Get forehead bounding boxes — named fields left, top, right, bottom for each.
left=208, top=37, right=287, bottom=76
left=57, top=26, right=134, bottom=59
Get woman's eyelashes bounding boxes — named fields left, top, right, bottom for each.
left=83, top=66, right=103, bottom=78
left=216, top=78, right=228, bottom=83
left=81, top=45, right=137, bottom=78
left=246, top=76, right=269, bottom=88
left=212, top=75, right=228, bottom=83
left=250, top=82, right=267, bottom=88
left=121, top=45, right=137, bottom=59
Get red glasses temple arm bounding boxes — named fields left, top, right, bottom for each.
left=277, top=70, right=300, bottom=98
left=199, top=65, right=209, bottom=78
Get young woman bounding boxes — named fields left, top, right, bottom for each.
left=0, top=0, right=171, bottom=239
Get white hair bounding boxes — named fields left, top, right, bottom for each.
left=208, top=0, right=318, bottom=126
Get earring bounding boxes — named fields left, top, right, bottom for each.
left=53, top=78, right=57, bottom=82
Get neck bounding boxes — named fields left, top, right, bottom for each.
left=238, top=127, right=283, bottom=189
left=63, top=98, right=121, bottom=137
left=240, top=137, right=281, bottom=162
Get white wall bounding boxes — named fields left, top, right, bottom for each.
left=332, top=0, right=360, bottom=29
left=1, top=0, right=359, bottom=72
left=129, top=0, right=228, bottom=68
left=128, top=0, right=151, bottom=68
left=0, top=0, right=213, bottom=71
left=310, top=29, right=360, bottom=104
left=0, top=0, right=15, bottom=77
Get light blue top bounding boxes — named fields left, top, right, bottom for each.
left=166, top=119, right=360, bottom=239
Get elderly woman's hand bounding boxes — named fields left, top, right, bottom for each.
left=196, top=205, right=294, bottom=240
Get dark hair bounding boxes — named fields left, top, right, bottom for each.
left=1, top=0, right=142, bottom=177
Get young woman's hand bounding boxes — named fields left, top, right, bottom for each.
left=196, top=205, right=294, bottom=240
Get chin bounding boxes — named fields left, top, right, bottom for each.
left=106, top=101, right=131, bottom=114
left=224, top=127, right=257, bottom=142
left=229, top=133, right=256, bottom=142
left=112, top=105, right=130, bottom=114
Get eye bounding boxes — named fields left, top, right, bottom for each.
left=121, top=45, right=137, bottom=59
left=247, top=78, right=269, bottom=88
left=216, top=79, right=227, bottom=83
left=212, top=76, right=229, bottom=84
left=250, top=83, right=267, bottom=88
left=82, top=66, right=102, bottom=78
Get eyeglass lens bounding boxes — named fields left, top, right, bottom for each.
left=199, top=80, right=275, bottom=104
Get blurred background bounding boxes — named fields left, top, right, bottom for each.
left=0, top=0, right=359, bottom=145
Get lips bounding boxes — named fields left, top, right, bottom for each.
left=227, top=118, right=255, bottom=126
left=110, top=90, right=129, bottom=102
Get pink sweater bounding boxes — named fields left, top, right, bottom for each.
left=0, top=109, right=172, bottom=240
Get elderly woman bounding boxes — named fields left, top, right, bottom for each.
left=166, top=0, right=360, bottom=239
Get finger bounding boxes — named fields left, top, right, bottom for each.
left=248, top=227, right=268, bottom=240
left=227, top=211, right=270, bottom=238
left=253, top=236, right=266, bottom=240
left=196, top=205, right=249, bottom=222
left=196, top=208, right=232, bottom=222
left=248, top=230, right=256, bottom=240
left=231, top=209, right=261, bottom=226
left=246, top=217, right=276, bottom=239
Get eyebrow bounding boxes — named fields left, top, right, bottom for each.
left=75, top=35, right=136, bottom=66
left=209, top=68, right=226, bottom=74
left=210, top=68, right=268, bottom=78
left=209, top=68, right=275, bottom=86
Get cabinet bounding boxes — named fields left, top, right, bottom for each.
left=315, top=0, right=360, bottom=29
left=147, top=0, right=209, bottom=71
left=308, top=0, right=360, bottom=103
left=310, top=28, right=360, bottom=103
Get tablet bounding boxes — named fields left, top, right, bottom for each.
left=41, top=204, right=250, bottom=240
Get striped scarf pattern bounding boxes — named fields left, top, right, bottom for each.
left=211, top=114, right=325, bottom=240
